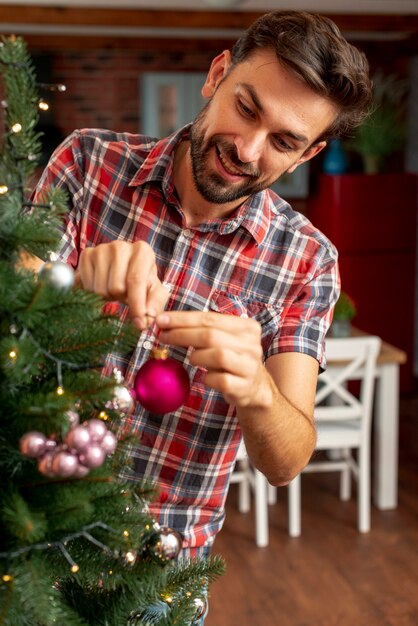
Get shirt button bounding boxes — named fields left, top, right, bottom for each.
left=143, top=340, right=152, bottom=350
left=183, top=229, right=194, bottom=239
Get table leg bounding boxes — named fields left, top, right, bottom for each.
left=374, top=363, right=399, bottom=509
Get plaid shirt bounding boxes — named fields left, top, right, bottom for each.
left=34, top=126, right=339, bottom=555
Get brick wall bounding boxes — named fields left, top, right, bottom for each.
left=39, top=47, right=215, bottom=139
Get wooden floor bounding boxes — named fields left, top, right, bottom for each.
left=206, top=390, right=418, bottom=626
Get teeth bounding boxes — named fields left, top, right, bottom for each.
left=218, top=148, right=244, bottom=176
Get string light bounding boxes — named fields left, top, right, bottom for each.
left=70, top=564, right=79, bottom=573
left=11, top=123, right=22, bottom=133
left=0, top=185, right=8, bottom=194
left=125, top=551, right=136, bottom=563
left=56, top=386, right=64, bottom=396
left=2, top=574, right=13, bottom=582
left=38, top=100, right=49, bottom=111
left=8, top=349, right=17, bottom=359
left=123, top=530, right=130, bottom=537
left=99, top=410, right=109, bottom=421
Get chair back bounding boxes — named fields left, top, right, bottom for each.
left=315, top=336, right=381, bottom=431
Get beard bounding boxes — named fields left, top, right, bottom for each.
left=189, top=104, right=272, bottom=205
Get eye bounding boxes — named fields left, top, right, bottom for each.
left=237, top=98, right=256, bottom=120
left=272, top=135, right=293, bottom=152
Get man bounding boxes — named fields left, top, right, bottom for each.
left=32, top=8, right=371, bottom=587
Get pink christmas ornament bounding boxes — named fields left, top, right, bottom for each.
left=65, top=424, right=91, bottom=452
left=133, top=347, right=190, bottom=414
left=37, top=451, right=55, bottom=477
left=19, top=431, right=48, bottom=458
left=72, top=463, right=90, bottom=478
left=78, top=443, right=106, bottom=468
left=87, top=418, right=107, bottom=442
left=101, top=431, right=117, bottom=454
left=51, top=450, right=79, bottom=477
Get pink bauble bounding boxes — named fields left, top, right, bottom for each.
left=51, top=450, right=79, bottom=477
left=73, top=463, right=90, bottom=478
left=133, top=348, right=190, bottom=414
left=78, top=444, right=106, bottom=468
left=65, top=424, right=91, bottom=452
left=65, top=410, right=80, bottom=427
left=87, top=418, right=108, bottom=442
left=37, top=451, right=55, bottom=477
left=101, top=431, right=117, bottom=455
left=19, top=431, right=48, bottom=458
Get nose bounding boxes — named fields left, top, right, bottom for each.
left=233, top=130, right=265, bottom=164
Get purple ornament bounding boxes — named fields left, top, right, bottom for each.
left=37, top=451, right=55, bottom=477
left=101, top=431, right=117, bottom=455
left=19, top=431, right=48, bottom=458
left=51, top=450, right=79, bottom=477
left=65, top=425, right=91, bottom=452
left=133, top=348, right=190, bottom=414
left=87, top=418, right=107, bottom=442
left=78, top=444, right=106, bottom=469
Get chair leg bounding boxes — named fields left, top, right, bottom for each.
left=237, top=458, right=251, bottom=514
left=254, top=469, right=269, bottom=547
left=340, top=448, right=351, bottom=501
left=267, top=483, right=277, bottom=505
left=288, top=474, right=302, bottom=537
left=358, top=446, right=371, bottom=533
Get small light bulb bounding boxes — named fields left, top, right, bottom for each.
left=125, top=551, right=136, bottom=563
left=38, top=100, right=49, bottom=111
left=57, top=83, right=67, bottom=92
left=8, top=350, right=17, bottom=359
left=56, top=386, right=64, bottom=396
left=99, top=410, right=109, bottom=421
left=2, top=574, right=13, bottom=582
left=70, top=564, right=79, bottom=573
left=11, top=123, right=22, bottom=133
left=123, top=530, right=129, bottom=537
left=165, top=596, right=173, bottom=604
left=0, top=185, right=9, bottom=194
left=108, top=570, right=113, bottom=575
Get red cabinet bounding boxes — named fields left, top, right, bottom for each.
left=308, top=173, right=418, bottom=391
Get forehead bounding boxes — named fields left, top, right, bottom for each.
left=226, top=48, right=337, bottom=142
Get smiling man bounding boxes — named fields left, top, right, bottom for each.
left=32, top=10, right=372, bottom=624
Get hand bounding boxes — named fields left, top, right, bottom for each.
left=156, top=310, right=270, bottom=408
left=78, top=241, right=169, bottom=329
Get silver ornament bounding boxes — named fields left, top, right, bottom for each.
left=192, top=596, right=207, bottom=621
left=111, top=384, right=135, bottom=413
left=39, top=260, right=75, bottom=291
left=153, top=526, right=182, bottom=561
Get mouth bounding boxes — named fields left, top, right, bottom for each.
left=215, top=145, right=249, bottom=179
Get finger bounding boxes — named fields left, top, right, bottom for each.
left=146, top=281, right=170, bottom=319
left=77, top=248, right=95, bottom=291
left=189, top=347, right=257, bottom=377
left=126, top=243, right=158, bottom=328
left=156, top=310, right=260, bottom=334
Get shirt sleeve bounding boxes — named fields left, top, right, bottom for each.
left=31, top=129, right=86, bottom=268
left=266, top=242, right=341, bottom=371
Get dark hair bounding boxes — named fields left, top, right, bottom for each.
left=231, top=10, right=372, bottom=141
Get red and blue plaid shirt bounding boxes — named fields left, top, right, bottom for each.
left=34, top=126, right=339, bottom=556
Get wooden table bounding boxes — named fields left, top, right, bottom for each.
left=330, top=328, right=407, bottom=510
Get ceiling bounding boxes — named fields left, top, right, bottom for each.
left=1, top=0, right=418, bottom=12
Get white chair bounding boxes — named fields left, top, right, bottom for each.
left=229, top=439, right=269, bottom=547
left=288, top=335, right=381, bottom=537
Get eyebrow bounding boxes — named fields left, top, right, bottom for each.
left=239, top=82, right=309, bottom=146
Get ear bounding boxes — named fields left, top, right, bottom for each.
left=287, top=141, right=327, bottom=174
left=201, top=50, right=232, bottom=99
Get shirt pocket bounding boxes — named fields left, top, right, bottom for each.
left=209, top=289, right=282, bottom=356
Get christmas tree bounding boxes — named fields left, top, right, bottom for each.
left=0, top=35, right=224, bottom=626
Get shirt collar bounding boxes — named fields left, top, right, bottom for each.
left=128, top=123, right=277, bottom=246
